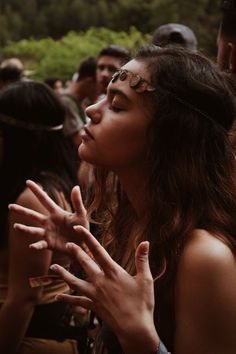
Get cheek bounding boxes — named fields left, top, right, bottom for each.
left=79, top=120, right=149, bottom=168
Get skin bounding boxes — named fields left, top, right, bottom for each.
left=80, top=59, right=152, bottom=211
left=53, top=80, right=64, bottom=94
left=217, top=27, right=236, bottom=77
left=66, top=76, right=98, bottom=148
left=9, top=59, right=236, bottom=354
left=96, top=55, right=123, bottom=95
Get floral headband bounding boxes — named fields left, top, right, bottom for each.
left=111, top=69, right=156, bottom=93
left=111, top=69, right=228, bottom=132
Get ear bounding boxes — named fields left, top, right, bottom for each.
left=228, top=42, right=236, bottom=74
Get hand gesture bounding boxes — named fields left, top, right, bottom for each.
left=9, top=180, right=89, bottom=253
left=50, top=226, right=160, bottom=354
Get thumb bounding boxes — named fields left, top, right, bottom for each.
left=135, top=241, right=152, bottom=278
left=71, top=186, right=86, bottom=215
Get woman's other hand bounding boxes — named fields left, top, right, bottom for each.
left=8, top=180, right=89, bottom=253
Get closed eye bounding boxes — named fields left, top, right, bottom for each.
left=108, top=106, right=124, bottom=113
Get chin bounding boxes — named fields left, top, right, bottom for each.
left=79, top=145, right=96, bottom=165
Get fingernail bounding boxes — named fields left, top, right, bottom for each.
left=66, top=242, right=73, bottom=249
left=50, top=264, right=57, bottom=271
left=73, top=225, right=80, bottom=230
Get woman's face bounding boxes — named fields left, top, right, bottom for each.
left=79, top=59, right=153, bottom=170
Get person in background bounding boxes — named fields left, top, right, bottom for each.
left=151, top=23, right=198, bottom=51
left=0, top=58, right=34, bottom=90
left=216, top=0, right=236, bottom=150
left=96, top=44, right=130, bottom=98
left=61, top=57, right=97, bottom=147
left=0, top=81, right=83, bottom=354
left=217, top=0, right=236, bottom=77
left=10, top=45, right=236, bottom=354
left=44, top=77, right=64, bottom=95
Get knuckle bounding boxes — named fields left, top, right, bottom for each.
left=90, top=243, right=100, bottom=257
left=69, top=276, right=80, bottom=289
left=137, top=254, right=147, bottom=263
left=79, top=255, right=91, bottom=269
left=93, top=275, right=104, bottom=291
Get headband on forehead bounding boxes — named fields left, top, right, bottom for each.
left=111, top=69, right=228, bottom=131
left=111, top=69, right=156, bottom=93
left=0, top=113, right=63, bottom=131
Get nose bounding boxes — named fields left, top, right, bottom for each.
left=85, top=102, right=102, bottom=124
left=100, top=68, right=111, bottom=79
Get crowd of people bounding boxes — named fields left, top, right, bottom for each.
left=1, top=1, right=236, bottom=354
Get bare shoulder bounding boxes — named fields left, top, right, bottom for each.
left=14, top=185, right=47, bottom=214
left=178, top=229, right=235, bottom=275
left=175, top=229, right=236, bottom=354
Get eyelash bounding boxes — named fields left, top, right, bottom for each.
left=109, top=106, right=124, bottom=113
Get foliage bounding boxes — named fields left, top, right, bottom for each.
left=1, top=27, right=150, bottom=81
left=0, top=0, right=222, bottom=79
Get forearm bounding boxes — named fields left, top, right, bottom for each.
left=0, top=299, right=35, bottom=354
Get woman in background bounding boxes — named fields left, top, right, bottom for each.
left=0, top=81, right=83, bottom=354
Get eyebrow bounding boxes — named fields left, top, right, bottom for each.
left=109, top=87, right=131, bottom=102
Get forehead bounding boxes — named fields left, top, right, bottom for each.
left=97, top=55, right=123, bottom=69
left=122, top=59, right=149, bottom=82
left=107, top=60, right=151, bottom=108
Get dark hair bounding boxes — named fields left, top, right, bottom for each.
left=98, top=44, right=130, bottom=65
left=77, top=57, right=97, bottom=81
left=220, top=0, right=236, bottom=38
left=89, top=45, right=236, bottom=349
left=133, top=45, right=236, bottom=254
left=44, top=77, right=62, bottom=89
left=0, top=66, right=22, bottom=83
left=0, top=81, right=78, bottom=246
left=152, top=23, right=198, bottom=51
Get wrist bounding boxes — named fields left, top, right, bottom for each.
left=157, top=341, right=169, bottom=354
left=117, top=325, right=160, bottom=354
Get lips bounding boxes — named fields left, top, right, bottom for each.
left=83, top=126, right=94, bottom=140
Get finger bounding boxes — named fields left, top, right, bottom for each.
left=73, top=226, right=119, bottom=276
left=14, top=223, right=46, bottom=237
left=66, top=242, right=102, bottom=279
left=135, top=241, right=153, bottom=279
left=73, top=306, right=89, bottom=316
left=56, top=293, right=94, bottom=311
left=26, top=180, right=58, bottom=213
left=71, top=186, right=87, bottom=216
left=50, top=264, right=95, bottom=298
left=29, top=240, right=49, bottom=250
left=8, top=204, right=47, bottom=225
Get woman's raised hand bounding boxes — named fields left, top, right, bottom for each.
left=8, top=180, right=89, bottom=253
left=50, top=226, right=160, bottom=354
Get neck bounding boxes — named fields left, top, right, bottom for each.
left=114, top=165, right=149, bottom=217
